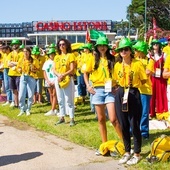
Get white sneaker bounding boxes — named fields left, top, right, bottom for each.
left=2, top=101, right=10, bottom=106
left=26, top=110, right=31, bottom=116
left=54, top=109, right=59, bottom=114
left=44, top=110, right=55, bottom=116
left=10, top=102, right=15, bottom=107
left=119, top=153, right=131, bottom=164
left=17, top=111, right=24, bottom=117
left=126, top=155, right=142, bottom=165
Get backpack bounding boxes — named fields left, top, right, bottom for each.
left=99, top=140, right=125, bottom=157
left=146, top=135, right=170, bottom=163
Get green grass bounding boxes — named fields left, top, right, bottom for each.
left=0, top=101, right=170, bottom=170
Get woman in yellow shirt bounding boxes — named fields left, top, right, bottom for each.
left=17, top=47, right=39, bottom=116
left=53, top=38, right=75, bottom=126
left=114, top=38, right=147, bottom=165
left=84, top=37, right=122, bottom=152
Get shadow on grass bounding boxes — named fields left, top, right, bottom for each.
left=0, top=152, right=43, bottom=166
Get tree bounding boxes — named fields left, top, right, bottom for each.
left=127, top=0, right=170, bottom=39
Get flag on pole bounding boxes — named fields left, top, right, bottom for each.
left=153, top=17, right=157, bottom=39
left=86, top=29, right=106, bottom=42
left=86, top=27, right=91, bottom=43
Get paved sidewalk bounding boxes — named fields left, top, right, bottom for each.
left=0, top=114, right=127, bottom=170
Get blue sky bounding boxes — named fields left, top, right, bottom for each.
left=1, top=0, right=131, bottom=23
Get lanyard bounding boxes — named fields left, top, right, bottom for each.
left=122, top=61, right=133, bottom=87
left=100, top=57, right=109, bottom=78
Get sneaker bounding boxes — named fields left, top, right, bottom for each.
left=70, top=119, right=75, bottom=126
left=17, top=111, right=24, bottom=117
left=2, top=101, right=10, bottom=106
left=54, top=109, right=59, bottom=114
left=10, top=102, right=15, bottom=107
left=119, top=153, right=131, bottom=164
left=44, top=110, right=55, bottom=116
left=26, top=110, right=31, bottom=116
left=126, top=155, right=142, bottom=165
left=55, top=118, right=65, bottom=125
left=95, top=149, right=102, bottom=156
left=110, top=151, right=119, bottom=157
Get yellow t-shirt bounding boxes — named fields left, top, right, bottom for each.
left=0, top=52, right=3, bottom=72
left=163, top=45, right=170, bottom=56
left=54, top=53, right=75, bottom=73
left=114, top=59, right=147, bottom=88
left=17, top=57, right=40, bottom=79
left=8, top=51, right=23, bottom=76
left=136, top=58, right=152, bottom=95
left=2, top=53, right=9, bottom=69
left=32, top=55, right=46, bottom=78
left=81, top=52, right=94, bottom=73
left=164, top=55, right=170, bottom=84
left=84, top=56, right=115, bottom=87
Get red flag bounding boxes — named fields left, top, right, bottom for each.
left=153, top=17, right=157, bottom=39
left=86, top=28, right=91, bottom=43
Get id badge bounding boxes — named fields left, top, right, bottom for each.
left=105, top=79, right=112, bottom=92
left=155, top=68, right=161, bottom=77
left=122, top=88, right=129, bottom=104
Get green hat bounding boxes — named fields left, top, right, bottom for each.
left=133, top=41, right=148, bottom=55
left=151, top=39, right=161, bottom=46
left=10, top=39, right=21, bottom=46
left=49, top=43, right=56, bottom=48
left=95, top=37, right=109, bottom=47
left=115, top=38, right=132, bottom=52
left=19, top=44, right=25, bottom=49
left=83, top=43, right=92, bottom=51
left=31, top=46, right=40, bottom=55
left=47, top=48, right=56, bottom=55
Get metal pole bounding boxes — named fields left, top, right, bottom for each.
left=144, top=0, right=147, bottom=38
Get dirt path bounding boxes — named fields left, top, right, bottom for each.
left=0, top=114, right=126, bottom=170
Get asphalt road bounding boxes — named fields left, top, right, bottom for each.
left=0, top=114, right=126, bottom=170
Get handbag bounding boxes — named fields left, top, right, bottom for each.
left=59, top=75, right=71, bottom=88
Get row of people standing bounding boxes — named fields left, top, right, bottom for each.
left=82, top=36, right=170, bottom=165
left=0, top=36, right=170, bottom=165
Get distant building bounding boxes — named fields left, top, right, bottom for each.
left=0, top=20, right=137, bottom=46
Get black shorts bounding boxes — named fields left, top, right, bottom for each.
left=9, top=76, right=20, bottom=91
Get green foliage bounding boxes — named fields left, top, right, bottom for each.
left=0, top=102, right=170, bottom=169
left=127, top=0, right=170, bottom=39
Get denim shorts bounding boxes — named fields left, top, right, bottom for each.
left=35, top=78, right=43, bottom=93
left=91, top=87, right=115, bottom=105
left=0, top=72, right=3, bottom=80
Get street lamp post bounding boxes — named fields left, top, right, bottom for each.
left=144, top=0, right=147, bottom=40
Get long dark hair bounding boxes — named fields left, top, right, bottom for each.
left=149, top=44, right=162, bottom=56
left=24, top=47, right=33, bottom=63
left=56, top=38, right=72, bottom=55
left=93, top=47, right=115, bottom=71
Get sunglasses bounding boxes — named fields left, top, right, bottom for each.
left=120, top=47, right=129, bottom=52
left=59, top=43, right=65, bottom=46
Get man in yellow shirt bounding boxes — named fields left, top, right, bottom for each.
left=1, top=45, right=14, bottom=106
left=8, top=39, right=23, bottom=107
left=31, top=46, right=45, bottom=104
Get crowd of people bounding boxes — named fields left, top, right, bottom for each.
left=0, top=34, right=170, bottom=165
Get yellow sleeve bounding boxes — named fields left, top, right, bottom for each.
left=146, top=58, right=155, bottom=73
left=164, top=55, right=170, bottom=69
